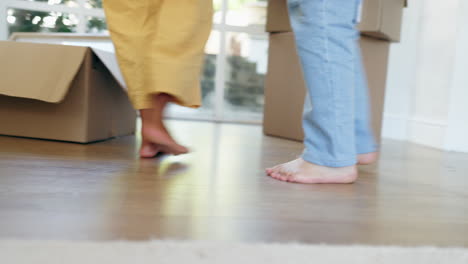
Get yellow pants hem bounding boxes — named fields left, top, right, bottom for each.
left=129, top=61, right=203, bottom=110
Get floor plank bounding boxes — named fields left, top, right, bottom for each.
left=0, top=120, right=467, bottom=246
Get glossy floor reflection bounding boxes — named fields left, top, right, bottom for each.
left=0, top=120, right=467, bottom=246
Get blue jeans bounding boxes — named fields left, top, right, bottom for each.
left=288, top=0, right=377, bottom=167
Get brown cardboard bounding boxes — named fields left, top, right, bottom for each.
left=263, top=32, right=390, bottom=143
left=0, top=41, right=136, bottom=143
left=361, top=35, right=390, bottom=142
left=266, top=0, right=292, bottom=33
left=266, top=0, right=405, bottom=42
left=263, top=33, right=305, bottom=142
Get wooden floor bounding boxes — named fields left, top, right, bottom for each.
left=0, top=120, right=467, bottom=247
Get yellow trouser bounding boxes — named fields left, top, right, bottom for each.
left=103, top=0, right=213, bottom=109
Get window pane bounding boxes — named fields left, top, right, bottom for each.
left=213, top=0, right=223, bottom=12
left=85, top=0, right=103, bottom=9
left=7, top=8, right=79, bottom=36
left=18, top=0, right=78, bottom=7
left=165, top=31, right=219, bottom=119
left=223, top=32, right=268, bottom=120
left=227, top=0, right=267, bottom=27
left=213, top=0, right=223, bottom=24
left=86, top=16, right=107, bottom=33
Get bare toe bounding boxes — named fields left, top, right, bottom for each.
left=271, top=172, right=281, bottom=180
left=275, top=170, right=288, bottom=182
left=171, top=144, right=189, bottom=155
left=268, top=158, right=358, bottom=184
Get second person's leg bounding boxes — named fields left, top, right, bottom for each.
left=140, top=0, right=214, bottom=157
left=104, top=0, right=213, bottom=157
left=267, top=0, right=361, bottom=183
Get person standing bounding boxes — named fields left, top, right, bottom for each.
left=103, top=0, right=213, bottom=157
left=266, top=0, right=378, bottom=184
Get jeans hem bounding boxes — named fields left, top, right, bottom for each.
left=356, top=145, right=379, bottom=155
left=302, top=150, right=357, bottom=168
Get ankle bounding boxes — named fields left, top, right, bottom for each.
left=140, top=106, right=164, bottom=127
left=357, top=152, right=378, bottom=165
left=153, top=93, right=174, bottom=106
left=139, top=109, right=154, bottom=123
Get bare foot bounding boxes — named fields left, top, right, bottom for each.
left=358, top=152, right=378, bottom=165
left=139, top=93, right=189, bottom=157
left=265, top=158, right=358, bottom=184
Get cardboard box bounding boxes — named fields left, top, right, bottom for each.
left=0, top=41, right=136, bottom=143
left=266, top=0, right=406, bottom=42
left=263, top=32, right=390, bottom=142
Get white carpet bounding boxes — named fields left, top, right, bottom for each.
left=1, top=240, right=467, bottom=264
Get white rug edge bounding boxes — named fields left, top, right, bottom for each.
left=1, top=239, right=467, bottom=264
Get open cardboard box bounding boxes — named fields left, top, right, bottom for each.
left=266, top=0, right=406, bottom=42
left=0, top=36, right=136, bottom=143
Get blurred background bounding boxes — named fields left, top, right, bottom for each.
left=0, top=0, right=268, bottom=124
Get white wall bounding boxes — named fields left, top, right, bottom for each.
left=382, top=0, right=468, bottom=152
left=382, top=0, right=423, bottom=141
left=445, top=0, right=468, bottom=152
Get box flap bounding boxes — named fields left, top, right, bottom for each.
left=0, top=41, right=87, bottom=103
left=90, top=48, right=127, bottom=90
